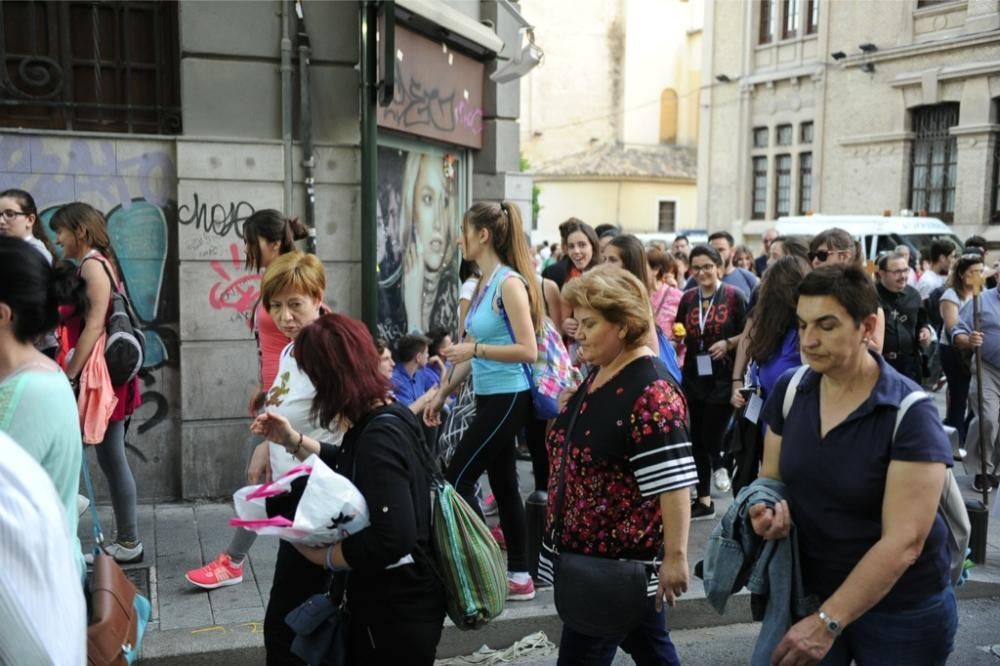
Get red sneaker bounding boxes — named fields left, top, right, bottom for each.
left=508, top=577, right=536, bottom=601
left=490, top=525, right=507, bottom=550
left=186, top=553, right=244, bottom=590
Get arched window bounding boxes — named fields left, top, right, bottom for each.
left=659, top=88, right=678, bottom=144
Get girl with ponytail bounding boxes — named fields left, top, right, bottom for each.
left=186, top=209, right=310, bottom=590
left=424, top=200, right=542, bottom=601
left=50, top=202, right=144, bottom=563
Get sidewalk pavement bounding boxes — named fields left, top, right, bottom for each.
left=80, top=395, right=1000, bottom=664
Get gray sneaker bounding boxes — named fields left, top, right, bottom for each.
left=85, top=540, right=144, bottom=565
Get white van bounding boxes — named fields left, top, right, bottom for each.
left=633, top=229, right=709, bottom=248
left=775, top=214, right=963, bottom=260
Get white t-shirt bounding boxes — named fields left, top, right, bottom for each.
left=23, top=235, right=53, bottom=265
left=938, top=288, right=971, bottom=346
left=916, top=271, right=945, bottom=300
left=264, top=343, right=344, bottom=478
left=0, top=432, right=86, bottom=666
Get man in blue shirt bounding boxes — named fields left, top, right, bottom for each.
left=952, top=285, right=1000, bottom=492
left=391, top=334, right=438, bottom=415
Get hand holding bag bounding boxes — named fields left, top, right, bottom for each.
left=549, top=377, right=653, bottom=639
left=82, top=458, right=151, bottom=666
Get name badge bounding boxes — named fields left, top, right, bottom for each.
left=744, top=393, right=764, bottom=424
left=697, top=354, right=713, bottom=376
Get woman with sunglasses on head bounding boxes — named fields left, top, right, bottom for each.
left=50, top=202, right=144, bottom=563
left=938, top=254, right=985, bottom=449
left=808, top=228, right=885, bottom=353
left=424, top=201, right=543, bottom=601
left=185, top=209, right=310, bottom=591
left=674, top=245, right=748, bottom=516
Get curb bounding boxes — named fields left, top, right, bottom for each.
left=136, top=572, right=1000, bottom=665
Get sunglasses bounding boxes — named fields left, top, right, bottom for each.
left=808, top=249, right=848, bottom=263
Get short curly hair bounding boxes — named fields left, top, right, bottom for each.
left=561, top=264, right=651, bottom=348
left=262, top=251, right=326, bottom=309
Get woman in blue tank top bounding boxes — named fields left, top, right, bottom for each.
left=425, top=201, right=544, bottom=601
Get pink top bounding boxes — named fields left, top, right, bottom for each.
left=59, top=252, right=141, bottom=422
left=651, top=284, right=682, bottom=333
left=254, top=302, right=288, bottom=391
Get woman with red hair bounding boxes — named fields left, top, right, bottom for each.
left=252, top=313, right=445, bottom=665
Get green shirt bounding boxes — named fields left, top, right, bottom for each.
left=0, top=370, right=85, bottom=578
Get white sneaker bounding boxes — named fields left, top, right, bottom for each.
left=85, top=540, right=144, bottom=565
left=77, top=494, right=90, bottom=516
left=713, top=468, right=732, bottom=493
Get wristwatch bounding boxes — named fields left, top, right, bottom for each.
left=817, top=610, right=843, bottom=637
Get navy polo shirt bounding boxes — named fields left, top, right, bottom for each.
left=391, top=364, right=435, bottom=408
left=762, top=353, right=953, bottom=611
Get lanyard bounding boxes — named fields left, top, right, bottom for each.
left=697, top=287, right=719, bottom=351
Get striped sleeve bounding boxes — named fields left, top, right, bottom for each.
left=628, top=379, right=698, bottom=497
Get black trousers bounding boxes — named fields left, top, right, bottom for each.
left=446, top=390, right=532, bottom=571
left=524, top=416, right=550, bottom=492
left=264, top=540, right=332, bottom=665
left=686, top=395, right=732, bottom=500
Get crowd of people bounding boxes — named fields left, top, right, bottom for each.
left=0, top=181, right=995, bottom=665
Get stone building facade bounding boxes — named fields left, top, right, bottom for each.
left=699, top=0, right=1000, bottom=244
left=0, top=0, right=528, bottom=499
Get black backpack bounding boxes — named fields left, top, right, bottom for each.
left=82, top=257, right=145, bottom=387
left=925, top=284, right=946, bottom=338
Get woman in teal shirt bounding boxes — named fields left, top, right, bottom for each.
left=0, top=237, right=88, bottom=579
left=425, top=201, right=543, bottom=601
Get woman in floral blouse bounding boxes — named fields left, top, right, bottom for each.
left=539, top=265, right=698, bottom=666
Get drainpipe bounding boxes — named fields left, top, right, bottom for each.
left=280, top=0, right=294, bottom=215
left=360, top=1, right=378, bottom=330
left=295, top=0, right=316, bottom=253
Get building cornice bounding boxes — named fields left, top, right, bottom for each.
left=950, top=123, right=1000, bottom=136
left=838, top=132, right=914, bottom=147
left=531, top=174, right=696, bottom=186
left=890, top=58, right=1000, bottom=87
left=844, top=30, right=1000, bottom=67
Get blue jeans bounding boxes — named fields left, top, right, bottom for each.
left=557, top=597, right=681, bottom=666
left=819, top=586, right=957, bottom=666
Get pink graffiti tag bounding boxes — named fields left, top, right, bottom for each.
left=454, top=99, right=483, bottom=135
left=209, top=243, right=260, bottom=328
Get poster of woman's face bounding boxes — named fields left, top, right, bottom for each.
left=377, top=144, right=460, bottom=342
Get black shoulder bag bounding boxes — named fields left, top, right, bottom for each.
left=551, top=378, right=657, bottom=639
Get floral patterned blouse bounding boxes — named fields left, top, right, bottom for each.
left=537, top=356, right=697, bottom=589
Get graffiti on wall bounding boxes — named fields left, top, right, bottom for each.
left=178, top=192, right=255, bottom=240
left=209, top=242, right=262, bottom=329
left=1, top=134, right=180, bottom=444
left=0, top=134, right=175, bottom=209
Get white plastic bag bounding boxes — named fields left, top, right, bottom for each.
left=230, top=453, right=369, bottom=546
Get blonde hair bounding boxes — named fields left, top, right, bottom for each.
left=464, top=201, right=545, bottom=332
left=561, top=264, right=651, bottom=347
left=262, top=251, right=326, bottom=309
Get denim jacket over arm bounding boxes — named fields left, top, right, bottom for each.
left=701, top=477, right=818, bottom=666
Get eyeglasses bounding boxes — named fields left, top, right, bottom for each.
left=882, top=268, right=908, bottom=277
left=0, top=209, right=27, bottom=221
left=808, top=249, right=848, bottom=263
left=690, top=264, right=716, bottom=273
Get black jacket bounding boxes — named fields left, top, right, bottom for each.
left=541, top=255, right=572, bottom=289
left=321, top=402, right=445, bottom=624
left=876, top=283, right=928, bottom=360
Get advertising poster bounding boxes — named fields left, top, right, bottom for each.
left=376, top=143, right=461, bottom=342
